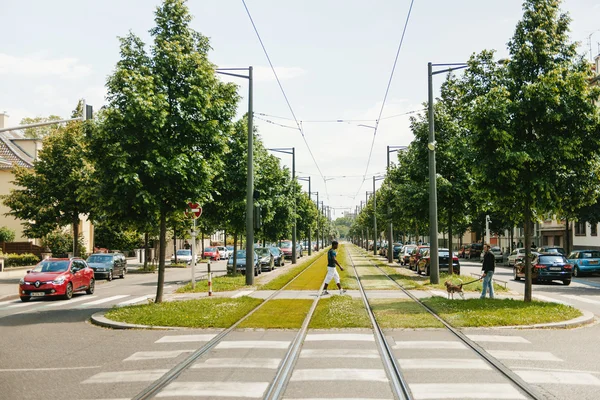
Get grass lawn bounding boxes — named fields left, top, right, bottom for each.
left=259, top=250, right=326, bottom=290
left=354, top=264, right=399, bottom=290
left=239, top=299, right=313, bottom=329
left=310, top=295, right=371, bottom=328
left=423, top=297, right=582, bottom=327
left=371, top=299, right=444, bottom=328
left=286, top=245, right=358, bottom=290
left=176, top=274, right=250, bottom=293
left=104, top=297, right=263, bottom=328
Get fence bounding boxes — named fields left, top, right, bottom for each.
left=0, top=242, right=43, bottom=259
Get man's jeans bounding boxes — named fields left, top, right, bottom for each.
left=480, top=271, right=495, bottom=299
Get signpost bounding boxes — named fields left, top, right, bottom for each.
left=185, top=203, right=202, bottom=289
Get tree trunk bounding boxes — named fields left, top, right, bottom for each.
left=72, top=217, right=79, bottom=257
left=565, top=218, right=570, bottom=254
left=144, top=232, right=149, bottom=270
left=173, top=235, right=177, bottom=263
left=155, top=211, right=167, bottom=303
left=232, top=233, right=238, bottom=275
left=524, top=203, right=533, bottom=303
left=448, top=211, right=454, bottom=275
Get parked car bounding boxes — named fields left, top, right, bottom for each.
left=226, top=245, right=235, bottom=253
left=171, top=249, right=194, bottom=264
left=227, top=250, right=260, bottom=276
left=537, top=246, right=566, bottom=256
left=514, top=253, right=572, bottom=285
left=400, top=245, right=417, bottom=266
left=203, top=247, right=220, bottom=261
left=465, top=243, right=483, bottom=259
left=280, top=240, right=304, bottom=259
left=479, top=246, right=504, bottom=263
left=508, top=248, right=539, bottom=267
left=392, top=243, right=403, bottom=260
left=217, top=246, right=230, bottom=260
left=256, top=247, right=275, bottom=271
left=458, top=245, right=468, bottom=258
left=417, top=248, right=460, bottom=276
left=19, top=258, right=95, bottom=302
left=409, top=245, right=430, bottom=270
left=567, top=250, right=600, bottom=277
left=269, top=247, right=285, bottom=267
left=86, top=252, right=127, bottom=281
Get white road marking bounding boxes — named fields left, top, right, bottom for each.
left=216, top=341, right=290, bottom=349
left=124, top=350, right=194, bottom=361
left=467, top=335, right=530, bottom=343
left=232, top=290, right=254, bottom=298
left=516, top=370, right=600, bottom=385
left=398, top=358, right=491, bottom=370
left=290, top=368, right=388, bottom=382
left=192, top=358, right=281, bottom=369
left=393, top=341, right=467, bottom=350
left=78, top=295, right=130, bottom=307
left=7, top=301, right=40, bottom=308
left=0, top=366, right=100, bottom=372
left=488, top=350, right=562, bottom=361
left=561, top=294, right=600, bottom=305
left=117, top=295, right=154, bottom=307
left=300, top=349, right=379, bottom=358
left=410, top=383, right=526, bottom=399
left=513, top=366, right=600, bottom=375
left=156, top=334, right=216, bottom=343
left=305, top=333, right=374, bottom=342
left=532, top=294, right=572, bottom=305
left=0, top=300, right=18, bottom=307
left=156, top=381, right=269, bottom=398
left=44, top=296, right=98, bottom=308
left=83, top=369, right=168, bottom=384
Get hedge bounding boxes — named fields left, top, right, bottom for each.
left=3, top=253, right=40, bottom=267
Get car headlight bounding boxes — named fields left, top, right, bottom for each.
left=19, top=278, right=25, bottom=285
left=53, top=276, right=66, bottom=285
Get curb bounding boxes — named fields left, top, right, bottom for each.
left=90, top=311, right=192, bottom=330
left=495, top=309, right=596, bottom=330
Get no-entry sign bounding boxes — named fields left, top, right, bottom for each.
left=185, top=202, right=202, bottom=219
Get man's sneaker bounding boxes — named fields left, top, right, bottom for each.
left=339, top=289, right=346, bottom=295
left=322, top=290, right=330, bottom=295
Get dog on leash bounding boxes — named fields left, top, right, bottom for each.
left=444, top=279, right=465, bottom=300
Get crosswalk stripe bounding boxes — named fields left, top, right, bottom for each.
left=305, top=333, right=374, bottom=342
left=155, top=382, right=269, bottom=398
left=561, top=294, right=600, bottom=305
left=300, top=349, right=379, bottom=359
left=124, top=350, right=194, bottom=361
left=533, top=294, right=572, bottom=305
left=83, top=369, right=168, bottom=384
left=290, top=368, right=388, bottom=382
left=77, top=295, right=130, bottom=307
left=487, top=350, right=562, bottom=361
left=393, top=341, right=466, bottom=350
left=192, top=358, right=281, bottom=369
left=44, top=296, right=98, bottom=308
left=117, top=295, right=154, bottom=307
left=0, top=300, right=17, bottom=307
left=516, top=370, right=600, bottom=385
left=410, top=383, right=526, bottom=399
left=467, top=335, right=530, bottom=343
left=156, top=334, right=216, bottom=344
left=398, top=358, right=491, bottom=370
left=216, top=341, right=290, bottom=349
left=232, top=290, right=254, bottom=298
left=7, top=300, right=40, bottom=308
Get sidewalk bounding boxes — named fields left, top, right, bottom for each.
left=0, top=266, right=30, bottom=301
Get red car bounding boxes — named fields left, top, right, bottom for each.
left=203, top=247, right=220, bottom=261
left=19, top=258, right=95, bottom=302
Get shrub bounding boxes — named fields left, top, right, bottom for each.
left=42, top=230, right=86, bottom=257
left=4, top=253, right=40, bottom=267
left=0, top=226, right=16, bottom=243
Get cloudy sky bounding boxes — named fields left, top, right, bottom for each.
left=1, top=0, right=599, bottom=216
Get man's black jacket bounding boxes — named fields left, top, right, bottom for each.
left=482, top=251, right=495, bottom=273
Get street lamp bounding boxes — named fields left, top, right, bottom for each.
left=298, top=176, right=312, bottom=255
left=386, top=145, right=408, bottom=262
left=373, top=175, right=385, bottom=256
left=366, top=191, right=373, bottom=251
left=216, top=66, right=254, bottom=285
left=311, top=191, right=319, bottom=251
left=428, top=62, right=468, bottom=284
left=268, top=147, right=297, bottom=264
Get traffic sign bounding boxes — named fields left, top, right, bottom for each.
left=185, top=202, right=202, bottom=219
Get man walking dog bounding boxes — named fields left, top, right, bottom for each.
left=480, top=244, right=495, bottom=299
left=322, top=240, right=346, bottom=295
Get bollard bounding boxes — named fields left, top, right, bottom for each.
left=207, top=258, right=212, bottom=296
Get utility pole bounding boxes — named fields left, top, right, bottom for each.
left=387, top=145, right=407, bottom=263
left=268, top=147, right=296, bottom=263
left=373, top=177, right=377, bottom=256
left=299, top=176, right=311, bottom=255
left=314, top=192, right=319, bottom=251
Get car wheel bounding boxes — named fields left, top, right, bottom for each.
left=254, top=267, right=258, bottom=277
left=120, top=268, right=125, bottom=279
left=416, top=267, right=421, bottom=275
left=563, top=279, right=571, bottom=286
left=574, top=267, right=580, bottom=277
left=107, top=270, right=113, bottom=281
left=86, top=279, right=95, bottom=294
left=513, top=268, right=520, bottom=281
left=64, top=283, right=73, bottom=300
left=426, top=266, right=430, bottom=276
left=20, top=296, right=30, bottom=302
left=270, top=260, right=274, bottom=271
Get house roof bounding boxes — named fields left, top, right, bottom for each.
left=0, top=132, right=35, bottom=170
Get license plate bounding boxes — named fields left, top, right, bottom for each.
left=549, top=267, right=562, bottom=271
left=30, top=292, right=45, bottom=297
left=590, top=261, right=599, bottom=265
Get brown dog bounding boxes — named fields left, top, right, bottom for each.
left=444, top=280, right=465, bottom=300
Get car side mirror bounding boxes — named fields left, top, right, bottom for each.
left=26, top=270, right=31, bottom=274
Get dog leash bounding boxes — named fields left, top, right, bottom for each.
left=461, top=278, right=482, bottom=285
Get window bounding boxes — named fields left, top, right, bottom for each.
left=575, top=221, right=586, bottom=236
left=543, top=236, right=549, bottom=246
left=591, top=223, right=598, bottom=237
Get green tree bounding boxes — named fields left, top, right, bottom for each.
left=86, top=0, right=238, bottom=302
left=19, top=115, right=62, bottom=139
left=460, top=0, right=600, bottom=301
left=0, top=226, right=15, bottom=243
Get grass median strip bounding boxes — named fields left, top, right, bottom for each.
left=371, top=299, right=444, bottom=328
left=176, top=274, right=250, bottom=293
left=104, top=297, right=262, bottom=328
left=259, top=250, right=326, bottom=291
left=310, top=295, right=370, bottom=328
left=239, top=299, right=313, bottom=329
left=422, top=297, right=582, bottom=327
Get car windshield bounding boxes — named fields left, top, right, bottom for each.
left=539, top=255, right=567, bottom=264
left=218, top=247, right=225, bottom=251
left=546, top=248, right=565, bottom=254
left=236, top=250, right=246, bottom=258
left=205, top=247, right=216, bottom=252
left=33, top=260, right=69, bottom=273
left=269, top=247, right=281, bottom=254
left=87, top=255, right=112, bottom=263
left=439, top=250, right=450, bottom=257
left=491, top=247, right=501, bottom=252
left=177, top=250, right=191, bottom=256
left=226, top=246, right=234, bottom=250
left=419, top=248, right=429, bottom=254
left=280, top=242, right=292, bottom=248
left=256, top=248, right=270, bottom=256
left=581, top=251, right=600, bottom=258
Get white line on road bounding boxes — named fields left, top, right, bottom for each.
left=300, top=349, right=379, bottom=359
left=305, top=333, right=374, bottom=342
left=155, top=382, right=269, bottom=398
left=216, top=341, right=290, bottom=349
left=393, top=341, right=467, bottom=350
left=561, top=294, right=600, bottom=305
left=83, top=369, right=168, bottom=384
left=44, top=296, right=98, bottom=308
left=232, top=290, right=255, bottom=298
left=124, top=350, right=194, bottom=361
left=290, top=368, right=388, bottom=382
left=487, top=350, right=563, bottom=361
left=0, top=366, right=100, bottom=372
left=398, top=358, right=491, bottom=370
left=533, top=294, right=573, bottom=305
left=0, top=300, right=18, bottom=307
left=117, top=295, right=154, bottom=307
left=192, top=358, right=282, bottom=369
left=410, top=383, right=526, bottom=399
left=7, top=300, right=41, bottom=308
left=466, top=335, right=530, bottom=343
left=156, top=334, right=216, bottom=343
left=516, top=370, right=600, bottom=385
left=77, top=295, right=130, bottom=307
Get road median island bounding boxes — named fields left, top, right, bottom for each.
left=371, top=299, right=444, bottom=328
left=103, top=296, right=262, bottom=328
left=259, top=249, right=327, bottom=291
left=238, top=299, right=313, bottom=329
left=310, top=295, right=371, bottom=328
left=177, top=274, right=250, bottom=293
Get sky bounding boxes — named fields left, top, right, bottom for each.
left=1, top=0, right=600, bottom=218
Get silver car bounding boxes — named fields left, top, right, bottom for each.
left=508, top=248, right=539, bottom=267
left=480, top=246, right=504, bottom=262
left=217, top=246, right=230, bottom=260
